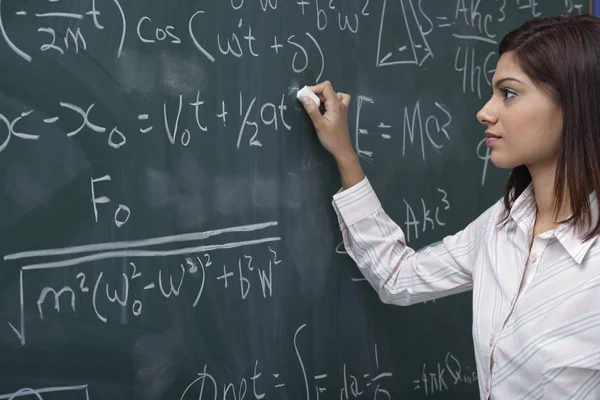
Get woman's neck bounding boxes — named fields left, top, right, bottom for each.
left=528, top=162, right=571, bottom=224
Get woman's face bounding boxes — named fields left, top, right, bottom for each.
left=477, top=51, right=563, bottom=170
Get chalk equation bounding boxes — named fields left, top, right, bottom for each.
left=0, top=90, right=297, bottom=154
left=0, top=0, right=124, bottom=62
left=375, top=0, right=583, bottom=68
left=1, top=90, right=456, bottom=167
left=0, top=0, right=325, bottom=81
left=344, top=91, right=495, bottom=187
left=181, top=324, right=394, bottom=400
left=354, top=96, right=453, bottom=163
left=412, top=351, right=478, bottom=396
left=4, top=221, right=281, bottom=345
left=3, top=336, right=478, bottom=399
left=0, top=0, right=582, bottom=71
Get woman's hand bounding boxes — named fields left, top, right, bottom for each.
left=299, top=80, right=365, bottom=189
left=299, top=81, right=355, bottom=162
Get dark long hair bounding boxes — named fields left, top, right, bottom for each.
left=498, top=12, right=600, bottom=241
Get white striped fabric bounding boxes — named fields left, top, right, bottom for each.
left=332, top=177, right=600, bottom=400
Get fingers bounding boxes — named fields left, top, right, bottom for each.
left=299, top=81, right=350, bottom=129
left=316, top=93, right=326, bottom=106
left=337, top=92, right=351, bottom=108
left=299, top=96, right=325, bottom=128
left=308, top=81, right=339, bottom=109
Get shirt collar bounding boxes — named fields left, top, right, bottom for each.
left=554, top=192, right=598, bottom=264
left=508, top=183, right=537, bottom=224
left=506, top=183, right=598, bottom=264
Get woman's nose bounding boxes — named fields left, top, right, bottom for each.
left=477, top=101, right=497, bottom=125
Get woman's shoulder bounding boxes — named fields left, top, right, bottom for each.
left=457, top=197, right=506, bottom=239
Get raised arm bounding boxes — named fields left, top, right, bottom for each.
left=299, top=80, right=495, bottom=305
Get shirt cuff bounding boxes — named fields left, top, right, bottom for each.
left=331, top=177, right=382, bottom=227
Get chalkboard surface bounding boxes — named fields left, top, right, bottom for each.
left=0, top=1, right=592, bottom=399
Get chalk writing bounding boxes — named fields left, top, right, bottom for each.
left=404, top=188, right=450, bottom=242
left=5, top=222, right=281, bottom=345
left=353, top=95, right=453, bottom=162
left=0, top=385, right=90, bottom=400
left=376, top=0, right=434, bottom=67
left=454, top=46, right=497, bottom=99
left=412, top=352, right=478, bottom=396
left=0, top=0, right=125, bottom=61
left=0, top=90, right=297, bottom=154
left=180, top=324, right=393, bottom=400
left=33, top=248, right=280, bottom=324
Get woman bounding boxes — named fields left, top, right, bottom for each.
left=299, top=13, right=600, bottom=400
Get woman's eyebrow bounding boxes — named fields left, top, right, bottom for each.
left=493, top=77, right=524, bottom=89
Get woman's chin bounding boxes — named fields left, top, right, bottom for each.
left=490, top=152, right=519, bottom=169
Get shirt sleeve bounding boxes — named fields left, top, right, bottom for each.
left=332, top=177, right=495, bottom=306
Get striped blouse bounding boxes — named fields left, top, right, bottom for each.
left=332, top=177, right=600, bottom=400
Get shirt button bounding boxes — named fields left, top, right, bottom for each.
left=489, top=337, right=494, bottom=346
left=529, top=252, right=537, bottom=263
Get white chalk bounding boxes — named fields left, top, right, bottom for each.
left=297, top=85, right=321, bottom=107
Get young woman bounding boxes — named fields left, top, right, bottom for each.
left=299, top=13, right=600, bottom=400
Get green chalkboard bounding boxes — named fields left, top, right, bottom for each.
left=0, top=1, right=591, bottom=399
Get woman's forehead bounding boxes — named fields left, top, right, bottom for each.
left=492, top=53, right=530, bottom=86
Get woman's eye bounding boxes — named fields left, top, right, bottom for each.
left=501, top=88, right=517, bottom=101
